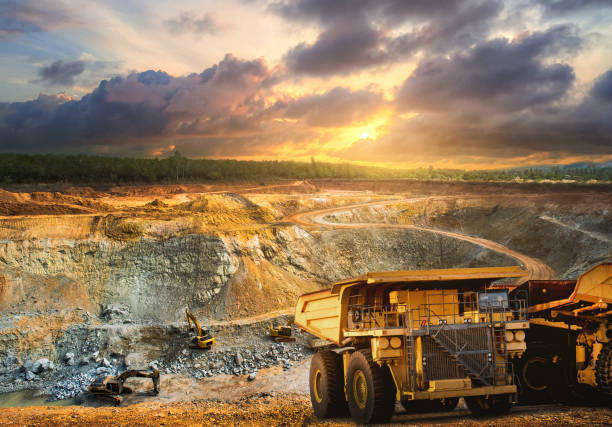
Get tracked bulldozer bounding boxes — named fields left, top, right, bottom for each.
left=186, top=308, right=215, bottom=349
left=88, top=368, right=160, bottom=405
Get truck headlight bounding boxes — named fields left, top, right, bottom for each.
left=379, top=337, right=390, bottom=349
left=514, top=330, right=525, bottom=342
left=390, top=337, right=402, bottom=349
left=505, top=331, right=515, bottom=342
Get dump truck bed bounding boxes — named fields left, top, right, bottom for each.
left=294, top=288, right=343, bottom=344
left=512, top=262, right=612, bottom=315
left=295, top=266, right=528, bottom=345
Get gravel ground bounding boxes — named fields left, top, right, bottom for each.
left=0, top=395, right=610, bottom=426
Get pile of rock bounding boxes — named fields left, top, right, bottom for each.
left=162, top=343, right=311, bottom=380
left=20, top=358, right=55, bottom=382
left=48, top=353, right=120, bottom=401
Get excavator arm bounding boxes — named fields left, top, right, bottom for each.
left=185, top=308, right=203, bottom=336
left=116, top=369, right=160, bottom=395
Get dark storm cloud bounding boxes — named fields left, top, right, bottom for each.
left=591, top=69, right=612, bottom=102
left=284, top=87, right=385, bottom=127
left=277, top=0, right=504, bottom=76
left=0, top=0, right=80, bottom=39
left=285, top=21, right=386, bottom=76
left=338, top=28, right=612, bottom=163
left=163, top=12, right=223, bottom=36
left=270, top=0, right=466, bottom=26
left=539, top=0, right=612, bottom=15
left=38, top=60, right=86, bottom=86
left=0, top=54, right=275, bottom=152
left=396, top=25, right=580, bottom=114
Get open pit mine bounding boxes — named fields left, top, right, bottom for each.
left=0, top=180, right=611, bottom=426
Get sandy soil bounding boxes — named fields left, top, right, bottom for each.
left=0, top=398, right=610, bottom=426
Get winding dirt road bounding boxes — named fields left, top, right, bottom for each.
left=286, top=197, right=555, bottom=283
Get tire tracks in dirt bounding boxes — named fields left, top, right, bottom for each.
left=286, top=197, right=555, bottom=283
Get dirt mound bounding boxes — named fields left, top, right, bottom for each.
left=0, top=201, right=94, bottom=216
left=0, top=189, right=28, bottom=203
left=145, top=199, right=169, bottom=208
left=29, top=192, right=112, bottom=212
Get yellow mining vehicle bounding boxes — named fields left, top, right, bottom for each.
left=510, top=262, right=611, bottom=403
left=295, top=266, right=530, bottom=424
left=88, top=369, right=160, bottom=404
left=270, top=323, right=296, bottom=342
left=186, top=308, right=215, bottom=349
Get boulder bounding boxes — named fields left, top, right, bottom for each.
left=32, top=358, right=54, bottom=374
left=21, top=360, right=34, bottom=373
left=2, top=355, right=17, bottom=368
left=25, top=370, right=36, bottom=381
left=64, top=352, right=75, bottom=366
left=101, top=303, right=131, bottom=320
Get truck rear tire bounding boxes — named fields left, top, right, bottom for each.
left=346, top=350, right=396, bottom=424
left=596, top=341, right=612, bottom=400
left=466, top=394, right=511, bottom=417
left=309, top=350, right=348, bottom=418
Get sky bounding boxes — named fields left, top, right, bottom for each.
left=1, top=0, right=612, bottom=169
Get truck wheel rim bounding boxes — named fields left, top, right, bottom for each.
left=313, top=369, right=323, bottom=403
left=522, top=357, right=548, bottom=391
left=353, top=370, right=367, bottom=409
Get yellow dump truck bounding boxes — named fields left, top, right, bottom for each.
left=510, top=262, right=612, bottom=403
left=295, top=266, right=530, bottom=423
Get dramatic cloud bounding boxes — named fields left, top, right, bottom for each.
left=396, top=25, right=581, bottom=114
left=284, top=87, right=386, bottom=127
left=539, top=0, right=612, bottom=16
left=285, top=21, right=386, bottom=76
left=0, top=54, right=274, bottom=152
left=591, top=69, right=612, bottom=102
left=279, top=0, right=503, bottom=76
left=163, top=12, right=223, bottom=36
left=339, top=29, right=612, bottom=164
left=0, top=0, right=80, bottom=39
left=38, top=60, right=86, bottom=85
left=1, top=0, right=611, bottom=166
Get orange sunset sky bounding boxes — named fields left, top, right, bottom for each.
left=1, top=0, right=612, bottom=169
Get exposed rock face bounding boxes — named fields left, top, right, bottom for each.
left=0, top=234, right=237, bottom=321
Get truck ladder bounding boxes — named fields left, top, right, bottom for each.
left=430, top=325, right=493, bottom=386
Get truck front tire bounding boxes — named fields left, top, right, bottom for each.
left=346, top=350, right=396, bottom=424
left=309, top=350, right=347, bottom=418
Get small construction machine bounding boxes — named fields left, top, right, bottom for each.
left=186, top=308, right=215, bottom=349
left=510, top=262, right=612, bottom=403
left=295, top=266, right=530, bottom=424
left=270, top=323, right=296, bottom=342
left=88, top=368, right=160, bottom=404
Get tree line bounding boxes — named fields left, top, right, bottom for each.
left=0, top=153, right=610, bottom=185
